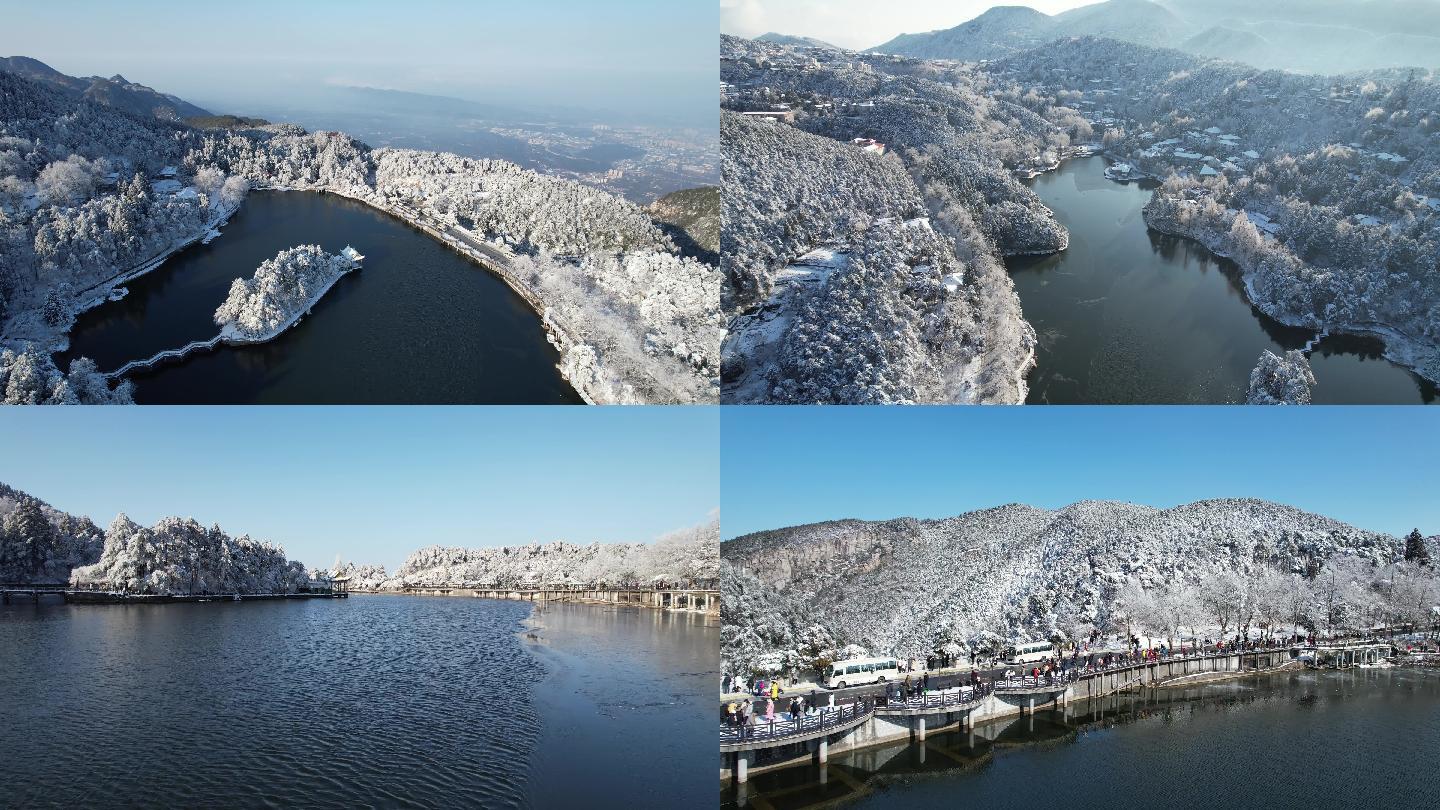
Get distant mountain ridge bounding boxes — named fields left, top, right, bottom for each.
left=864, top=0, right=1440, bottom=73
left=756, top=32, right=843, bottom=50
left=0, top=55, right=210, bottom=121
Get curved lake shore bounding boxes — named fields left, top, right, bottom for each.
left=57, top=191, right=580, bottom=404
left=1008, top=156, right=1437, bottom=404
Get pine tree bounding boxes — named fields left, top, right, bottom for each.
left=2, top=498, right=56, bottom=579
left=1403, top=528, right=1431, bottom=566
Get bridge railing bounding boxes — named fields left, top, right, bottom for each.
left=880, top=682, right=994, bottom=709
left=720, top=700, right=872, bottom=746
left=995, top=670, right=1081, bottom=692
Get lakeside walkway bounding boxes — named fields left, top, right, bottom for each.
left=354, top=584, right=720, bottom=615
left=721, top=635, right=1406, bottom=782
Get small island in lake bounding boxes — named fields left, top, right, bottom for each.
left=214, top=244, right=362, bottom=343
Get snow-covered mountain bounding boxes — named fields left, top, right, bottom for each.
left=869, top=6, right=1066, bottom=61
left=869, top=1, right=1188, bottom=61
left=0, top=480, right=312, bottom=594
left=375, top=517, right=719, bottom=589
left=722, top=499, right=1416, bottom=672
left=0, top=55, right=211, bottom=122
left=866, top=0, right=1440, bottom=73
left=0, top=482, right=104, bottom=584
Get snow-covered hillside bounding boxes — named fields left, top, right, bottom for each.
left=372, top=518, right=719, bottom=590
left=722, top=499, right=1436, bottom=676
left=721, top=36, right=1063, bottom=403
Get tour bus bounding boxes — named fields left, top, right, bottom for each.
left=1003, top=641, right=1056, bottom=666
left=824, top=657, right=901, bottom=689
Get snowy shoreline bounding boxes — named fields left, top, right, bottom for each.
left=289, top=185, right=609, bottom=404
left=1010, top=150, right=1439, bottom=389
left=1142, top=208, right=1440, bottom=386
left=4, top=198, right=244, bottom=359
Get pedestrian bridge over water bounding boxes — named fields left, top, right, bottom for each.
left=721, top=640, right=1397, bottom=784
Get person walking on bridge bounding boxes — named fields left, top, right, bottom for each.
left=764, top=697, right=775, bottom=722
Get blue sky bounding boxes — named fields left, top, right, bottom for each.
left=0, top=407, right=718, bottom=571
left=721, top=407, right=1440, bottom=540
left=2, top=0, right=715, bottom=123
left=722, top=0, right=1095, bottom=50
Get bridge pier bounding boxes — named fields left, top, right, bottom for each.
left=815, top=738, right=828, bottom=764
left=913, top=716, right=927, bottom=742
left=734, top=750, right=750, bottom=784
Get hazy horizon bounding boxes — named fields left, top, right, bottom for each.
left=0, top=407, right=719, bottom=573
left=2, top=0, right=716, bottom=128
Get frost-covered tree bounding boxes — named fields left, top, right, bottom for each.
left=0, top=483, right=105, bottom=583
left=387, top=516, right=718, bottom=590
left=71, top=513, right=309, bottom=595
left=0, top=346, right=132, bottom=404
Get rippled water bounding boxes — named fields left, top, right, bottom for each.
left=1, top=595, right=682, bottom=808
left=724, top=668, right=1440, bottom=809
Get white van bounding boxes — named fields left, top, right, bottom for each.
left=825, top=657, right=900, bottom=688
left=1004, top=641, right=1055, bottom=665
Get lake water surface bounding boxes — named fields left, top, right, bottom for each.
left=0, top=594, right=712, bottom=808
left=724, top=667, right=1440, bottom=809
left=58, top=191, right=579, bottom=404
left=1009, top=156, right=1437, bottom=404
